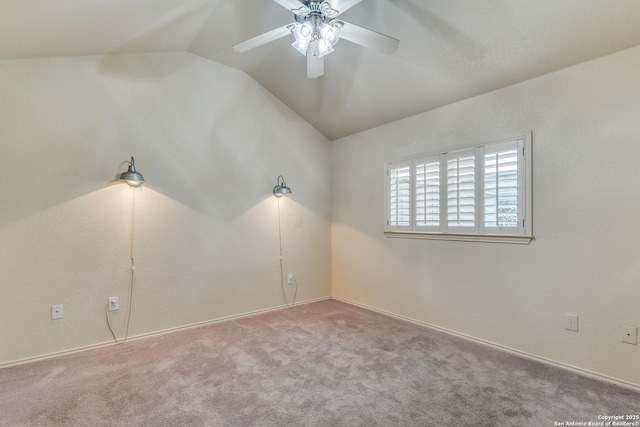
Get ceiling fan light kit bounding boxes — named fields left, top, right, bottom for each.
left=290, top=19, right=343, bottom=58
left=290, top=2, right=344, bottom=58
left=232, top=0, right=399, bottom=78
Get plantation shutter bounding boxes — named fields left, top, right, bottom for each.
left=483, top=138, right=526, bottom=235
left=446, top=149, right=477, bottom=232
left=414, top=156, right=443, bottom=232
left=387, top=161, right=411, bottom=230
left=384, top=133, right=531, bottom=240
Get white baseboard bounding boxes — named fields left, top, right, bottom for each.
left=331, top=296, right=640, bottom=393
left=0, top=296, right=331, bottom=369
left=6, top=294, right=639, bottom=394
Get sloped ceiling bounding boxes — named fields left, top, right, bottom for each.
left=3, top=0, right=640, bottom=140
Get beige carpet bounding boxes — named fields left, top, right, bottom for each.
left=1, top=300, right=639, bottom=426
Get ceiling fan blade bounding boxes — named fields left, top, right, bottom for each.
left=307, top=46, right=325, bottom=78
left=330, top=0, right=364, bottom=15
left=339, top=21, right=399, bottom=55
left=232, top=25, right=293, bottom=53
left=271, top=0, right=303, bottom=11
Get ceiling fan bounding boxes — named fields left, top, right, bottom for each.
left=232, top=0, right=399, bottom=78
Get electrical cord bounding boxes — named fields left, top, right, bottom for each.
left=105, top=303, right=118, bottom=342
left=104, top=262, right=134, bottom=344
left=104, top=187, right=137, bottom=344
left=277, top=196, right=297, bottom=308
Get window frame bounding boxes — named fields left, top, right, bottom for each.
left=384, top=133, right=533, bottom=244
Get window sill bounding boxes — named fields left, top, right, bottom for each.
left=383, top=231, right=533, bottom=245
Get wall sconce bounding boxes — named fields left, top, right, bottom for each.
left=273, top=175, right=292, bottom=197
left=119, top=157, right=145, bottom=187
left=273, top=174, right=296, bottom=308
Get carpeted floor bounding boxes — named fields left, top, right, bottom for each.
left=1, top=300, right=639, bottom=426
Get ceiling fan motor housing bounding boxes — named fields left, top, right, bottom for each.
left=293, top=1, right=339, bottom=23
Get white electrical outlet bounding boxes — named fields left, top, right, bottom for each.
left=621, top=325, right=637, bottom=345
left=108, top=297, right=119, bottom=311
left=565, top=314, right=578, bottom=332
left=52, top=305, right=63, bottom=320
left=287, top=274, right=294, bottom=284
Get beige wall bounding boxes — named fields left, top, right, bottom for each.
left=2, top=44, right=639, bottom=390
left=0, top=52, right=332, bottom=365
left=331, top=46, right=640, bottom=388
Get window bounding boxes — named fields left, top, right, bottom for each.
left=385, top=134, right=532, bottom=243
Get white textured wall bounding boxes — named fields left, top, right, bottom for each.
left=331, top=46, right=640, bottom=388
left=0, top=52, right=331, bottom=365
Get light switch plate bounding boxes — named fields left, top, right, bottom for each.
left=52, top=305, right=63, bottom=320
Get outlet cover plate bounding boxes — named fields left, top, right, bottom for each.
left=108, top=297, right=119, bottom=311
left=621, top=325, right=637, bottom=345
left=564, top=314, right=578, bottom=332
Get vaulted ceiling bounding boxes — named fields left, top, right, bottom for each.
left=3, top=0, right=640, bottom=140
